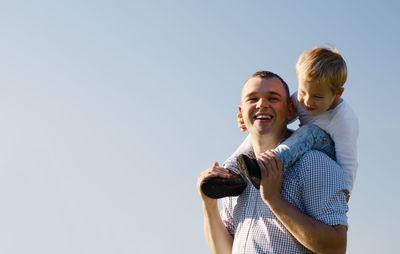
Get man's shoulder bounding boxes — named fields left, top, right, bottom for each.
left=298, top=150, right=337, bottom=163
left=292, top=150, right=343, bottom=177
left=290, top=150, right=348, bottom=193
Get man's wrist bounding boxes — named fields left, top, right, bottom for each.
left=202, top=198, right=218, bottom=210
left=262, top=194, right=285, bottom=211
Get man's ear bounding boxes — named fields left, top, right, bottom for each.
left=336, top=87, right=344, bottom=98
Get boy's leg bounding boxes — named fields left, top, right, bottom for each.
left=236, top=125, right=335, bottom=189
left=200, top=135, right=252, bottom=199
left=200, top=171, right=247, bottom=199
left=274, top=124, right=336, bottom=171
left=222, top=134, right=253, bottom=172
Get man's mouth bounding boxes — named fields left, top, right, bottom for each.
left=254, top=114, right=273, bottom=120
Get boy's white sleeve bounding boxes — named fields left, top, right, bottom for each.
left=330, top=116, right=359, bottom=192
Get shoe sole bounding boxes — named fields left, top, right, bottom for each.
left=201, top=171, right=247, bottom=199
left=237, top=154, right=261, bottom=189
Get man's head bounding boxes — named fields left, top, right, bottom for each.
left=239, top=71, right=293, bottom=139
left=296, top=47, right=347, bottom=116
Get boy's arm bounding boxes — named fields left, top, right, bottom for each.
left=258, top=151, right=348, bottom=254
left=197, top=163, right=234, bottom=254
left=331, top=116, right=359, bottom=192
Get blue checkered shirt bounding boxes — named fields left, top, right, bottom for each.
left=221, top=150, right=349, bottom=254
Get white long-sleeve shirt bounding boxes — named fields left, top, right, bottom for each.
left=292, top=92, right=359, bottom=192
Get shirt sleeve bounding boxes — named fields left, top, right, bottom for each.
left=330, top=115, right=359, bottom=192
left=296, top=151, right=349, bottom=227
left=220, top=197, right=235, bottom=236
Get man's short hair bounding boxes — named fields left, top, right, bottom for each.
left=296, top=47, right=347, bottom=93
left=247, top=71, right=291, bottom=103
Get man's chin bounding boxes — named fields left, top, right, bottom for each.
left=252, top=126, right=272, bottom=135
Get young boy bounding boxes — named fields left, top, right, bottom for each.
left=201, top=47, right=358, bottom=200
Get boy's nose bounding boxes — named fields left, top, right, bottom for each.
left=304, top=96, right=313, bottom=107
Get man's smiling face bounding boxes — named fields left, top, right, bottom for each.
left=240, top=77, right=292, bottom=137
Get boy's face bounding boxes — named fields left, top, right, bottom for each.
left=239, top=77, right=293, bottom=137
left=297, top=78, right=343, bottom=116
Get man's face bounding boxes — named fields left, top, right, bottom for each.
left=240, top=77, right=292, bottom=137
left=297, top=78, right=342, bottom=116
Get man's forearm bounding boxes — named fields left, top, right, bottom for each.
left=202, top=201, right=233, bottom=254
left=266, top=197, right=346, bottom=254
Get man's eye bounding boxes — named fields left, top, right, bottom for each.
left=269, top=97, right=279, bottom=102
left=248, top=98, right=258, bottom=102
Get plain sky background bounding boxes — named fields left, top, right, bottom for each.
left=0, top=0, right=399, bottom=253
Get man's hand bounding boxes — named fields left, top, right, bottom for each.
left=256, top=151, right=284, bottom=205
left=197, top=162, right=230, bottom=206
left=237, top=111, right=247, bottom=132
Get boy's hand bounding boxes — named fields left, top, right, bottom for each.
left=256, top=151, right=284, bottom=205
left=237, top=111, right=247, bottom=132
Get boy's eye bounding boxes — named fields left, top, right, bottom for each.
left=269, top=97, right=279, bottom=102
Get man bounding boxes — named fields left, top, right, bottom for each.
left=197, top=71, right=348, bottom=253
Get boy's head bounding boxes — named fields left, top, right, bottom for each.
left=296, top=47, right=347, bottom=116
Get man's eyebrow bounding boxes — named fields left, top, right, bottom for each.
left=244, top=91, right=282, bottom=98
left=243, top=91, right=282, bottom=98
left=268, top=91, right=282, bottom=97
left=244, top=91, right=258, bottom=98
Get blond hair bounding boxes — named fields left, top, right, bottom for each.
left=296, top=47, right=347, bottom=92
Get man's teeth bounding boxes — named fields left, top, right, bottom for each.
left=255, top=115, right=272, bottom=120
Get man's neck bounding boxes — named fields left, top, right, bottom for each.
left=251, top=129, right=290, bottom=155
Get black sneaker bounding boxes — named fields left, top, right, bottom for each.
left=237, top=154, right=261, bottom=189
left=200, top=171, right=247, bottom=199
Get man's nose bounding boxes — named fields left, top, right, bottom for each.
left=256, top=98, right=269, bottom=108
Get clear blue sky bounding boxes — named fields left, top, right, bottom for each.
left=0, top=1, right=399, bottom=253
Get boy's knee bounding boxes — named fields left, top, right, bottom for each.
left=299, top=124, right=328, bottom=137
left=301, top=124, right=320, bottom=132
